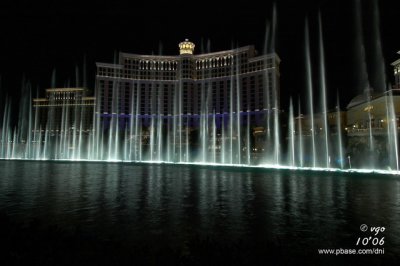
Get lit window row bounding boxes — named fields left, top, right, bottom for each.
left=138, top=60, right=178, bottom=71
left=195, top=55, right=234, bottom=69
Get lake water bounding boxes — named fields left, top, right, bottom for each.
left=0, top=160, right=399, bottom=265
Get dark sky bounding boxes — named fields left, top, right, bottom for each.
left=0, top=0, right=399, bottom=111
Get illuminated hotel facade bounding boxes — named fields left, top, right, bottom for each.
left=95, top=39, right=280, bottom=131
left=33, top=88, right=95, bottom=133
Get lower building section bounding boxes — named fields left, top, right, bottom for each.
left=94, top=110, right=281, bottom=164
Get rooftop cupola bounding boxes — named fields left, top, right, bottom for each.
left=178, top=39, right=195, bottom=55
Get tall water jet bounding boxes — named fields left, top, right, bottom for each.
left=336, top=94, right=344, bottom=169
left=178, top=74, right=183, bottom=162
left=200, top=80, right=206, bottom=163
left=366, top=90, right=375, bottom=167
left=221, top=115, right=225, bottom=164
left=229, top=64, right=234, bottom=164
left=108, top=80, right=120, bottom=161
left=263, top=21, right=272, bottom=164
left=318, top=12, right=330, bottom=168
left=353, top=0, right=375, bottom=165
left=271, top=2, right=280, bottom=165
left=273, top=90, right=280, bottom=165
left=149, top=113, right=155, bottom=161
left=351, top=3, right=371, bottom=163
left=51, top=69, right=57, bottom=88
left=236, top=56, right=242, bottom=165
left=1, top=97, right=12, bottom=158
left=305, top=19, right=316, bottom=167
left=288, top=98, right=295, bottom=167
left=386, top=88, right=399, bottom=171
left=173, top=83, right=178, bottom=162
left=32, top=88, right=41, bottom=159
left=185, top=115, right=189, bottom=162
left=297, top=98, right=304, bottom=167
left=368, top=0, right=386, bottom=91
left=128, top=83, right=135, bottom=160
left=16, top=80, right=33, bottom=159
left=158, top=114, right=164, bottom=162
left=212, top=111, right=216, bottom=163
left=83, top=55, right=88, bottom=89
left=75, top=65, right=80, bottom=88
left=353, top=0, right=370, bottom=93
left=247, top=113, right=251, bottom=165
left=269, top=2, right=277, bottom=54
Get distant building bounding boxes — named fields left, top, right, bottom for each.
left=344, top=87, right=400, bottom=168
left=345, top=51, right=400, bottom=135
left=296, top=108, right=347, bottom=136
left=95, top=39, right=280, bottom=129
left=33, top=88, right=95, bottom=133
left=391, top=51, right=400, bottom=89
left=346, top=88, right=400, bottom=136
left=295, top=51, right=400, bottom=137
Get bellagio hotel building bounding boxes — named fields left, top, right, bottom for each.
left=95, top=39, right=280, bottom=130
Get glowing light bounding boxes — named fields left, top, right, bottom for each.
left=364, top=105, right=374, bottom=112
left=178, top=39, right=195, bottom=55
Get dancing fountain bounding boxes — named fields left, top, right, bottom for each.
left=0, top=8, right=399, bottom=174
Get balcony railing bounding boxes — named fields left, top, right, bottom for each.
left=347, top=127, right=400, bottom=136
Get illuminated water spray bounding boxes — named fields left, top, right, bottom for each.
left=0, top=4, right=398, bottom=174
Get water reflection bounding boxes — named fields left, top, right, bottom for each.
left=0, top=161, right=399, bottom=259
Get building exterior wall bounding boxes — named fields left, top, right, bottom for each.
left=295, top=110, right=347, bottom=136
left=33, top=88, right=95, bottom=133
left=95, top=41, right=280, bottom=129
left=346, top=91, right=400, bottom=136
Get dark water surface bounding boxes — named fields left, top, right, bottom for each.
left=0, top=160, right=399, bottom=265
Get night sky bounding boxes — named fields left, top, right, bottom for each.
left=0, top=0, right=399, bottom=111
